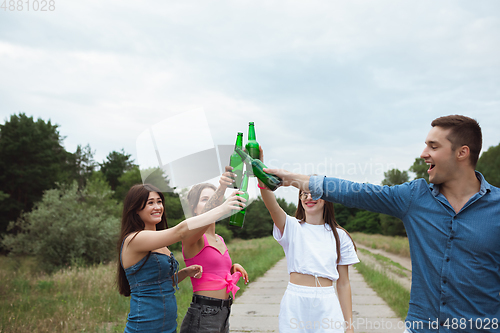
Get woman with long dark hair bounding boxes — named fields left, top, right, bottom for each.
left=117, top=183, right=245, bottom=333
left=259, top=147, right=358, bottom=333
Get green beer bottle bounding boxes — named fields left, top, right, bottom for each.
left=245, top=122, right=260, bottom=160
left=229, top=132, right=244, bottom=189
left=235, top=147, right=282, bottom=191
left=229, top=171, right=249, bottom=228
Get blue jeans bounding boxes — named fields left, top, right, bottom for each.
left=179, top=295, right=231, bottom=333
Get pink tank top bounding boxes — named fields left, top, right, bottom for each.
left=183, top=234, right=242, bottom=297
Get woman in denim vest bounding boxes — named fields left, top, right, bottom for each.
left=117, top=183, right=245, bottom=333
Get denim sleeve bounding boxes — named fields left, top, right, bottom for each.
left=309, top=176, right=413, bottom=219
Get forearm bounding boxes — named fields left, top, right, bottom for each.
left=179, top=205, right=225, bottom=235
left=260, top=185, right=281, bottom=213
left=202, top=185, right=226, bottom=213
left=290, top=172, right=310, bottom=192
left=262, top=168, right=310, bottom=191
left=176, top=268, right=190, bottom=284
left=337, top=280, right=354, bottom=330
left=259, top=183, right=286, bottom=227
left=310, top=176, right=410, bottom=218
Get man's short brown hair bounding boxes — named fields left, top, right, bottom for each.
left=431, top=115, right=482, bottom=167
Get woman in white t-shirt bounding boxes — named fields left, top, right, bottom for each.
left=259, top=148, right=359, bottom=333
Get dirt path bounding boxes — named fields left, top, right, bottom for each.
left=356, top=244, right=412, bottom=271
left=229, top=257, right=407, bottom=332
left=356, top=243, right=412, bottom=290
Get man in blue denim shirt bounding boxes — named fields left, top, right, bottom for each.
left=265, top=115, right=499, bottom=332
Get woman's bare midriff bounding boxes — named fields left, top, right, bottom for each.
left=290, top=272, right=333, bottom=287
left=195, top=289, right=230, bottom=300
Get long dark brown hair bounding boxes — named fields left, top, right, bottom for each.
left=117, top=184, right=167, bottom=296
left=295, top=190, right=356, bottom=264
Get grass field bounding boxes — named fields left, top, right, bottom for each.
left=354, top=262, right=411, bottom=320
left=0, top=236, right=284, bottom=333
left=351, top=232, right=410, bottom=257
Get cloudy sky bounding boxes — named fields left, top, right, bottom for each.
left=1, top=0, right=499, bottom=204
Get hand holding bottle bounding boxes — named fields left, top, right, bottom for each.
left=220, top=191, right=246, bottom=215
left=261, top=167, right=310, bottom=192
left=219, top=166, right=236, bottom=188
left=235, top=147, right=282, bottom=191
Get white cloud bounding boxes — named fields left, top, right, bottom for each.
left=1, top=0, right=499, bottom=204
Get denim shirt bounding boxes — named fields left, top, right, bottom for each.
left=310, top=172, right=500, bottom=333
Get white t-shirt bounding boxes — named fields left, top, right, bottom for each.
left=273, top=215, right=360, bottom=281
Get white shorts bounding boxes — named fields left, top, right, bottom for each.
left=279, top=282, right=345, bottom=333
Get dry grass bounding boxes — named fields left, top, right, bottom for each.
left=351, top=232, right=410, bottom=257
left=0, top=255, right=128, bottom=333
left=0, top=236, right=285, bottom=332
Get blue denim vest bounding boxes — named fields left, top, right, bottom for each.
left=121, top=243, right=179, bottom=333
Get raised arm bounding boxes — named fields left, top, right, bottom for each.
left=265, top=169, right=412, bottom=219
left=262, top=167, right=310, bottom=192
left=182, top=166, right=235, bottom=247
left=124, top=192, right=245, bottom=253
left=202, top=166, right=234, bottom=213
left=258, top=147, right=286, bottom=234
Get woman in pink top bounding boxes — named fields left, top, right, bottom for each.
left=180, top=167, right=249, bottom=333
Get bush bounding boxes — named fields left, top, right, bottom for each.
left=345, top=210, right=381, bottom=234
left=215, top=223, right=233, bottom=243
left=379, top=214, right=406, bottom=237
left=2, top=179, right=120, bottom=273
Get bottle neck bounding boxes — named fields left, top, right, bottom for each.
left=248, top=124, right=256, bottom=141
left=235, top=134, right=243, bottom=149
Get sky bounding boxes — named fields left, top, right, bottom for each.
left=1, top=0, right=499, bottom=205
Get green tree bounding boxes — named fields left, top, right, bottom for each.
left=345, top=210, right=381, bottom=234
left=230, top=197, right=273, bottom=239
left=477, top=143, right=500, bottom=187
left=115, top=166, right=184, bottom=221
left=0, top=191, right=9, bottom=202
left=100, top=149, right=136, bottom=191
left=0, top=113, right=68, bottom=236
left=380, top=168, right=408, bottom=236
left=71, top=144, right=97, bottom=188
left=380, top=214, right=406, bottom=237
left=409, top=157, right=429, bottom=183
left=333, top=203, right=360, bottom=227
left=228, top=196, right=295, bottom=240
left=2, top=177, right=120, bottom=273
left=381, top=168, right=409, bottom=186
left=114, top=166, right=142, bottom=202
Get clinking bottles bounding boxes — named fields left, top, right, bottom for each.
left=245, top=122, right=260, bottom=160
left=229, top=171, right=249, bottom=228
left=228, top=132, right=244, bottom=189
left=235, top=147, right=282, bottom=191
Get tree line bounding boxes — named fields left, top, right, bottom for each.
left=1, top=113, right=499, bottom=272
left=0, top=113, right=295, bottom=272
